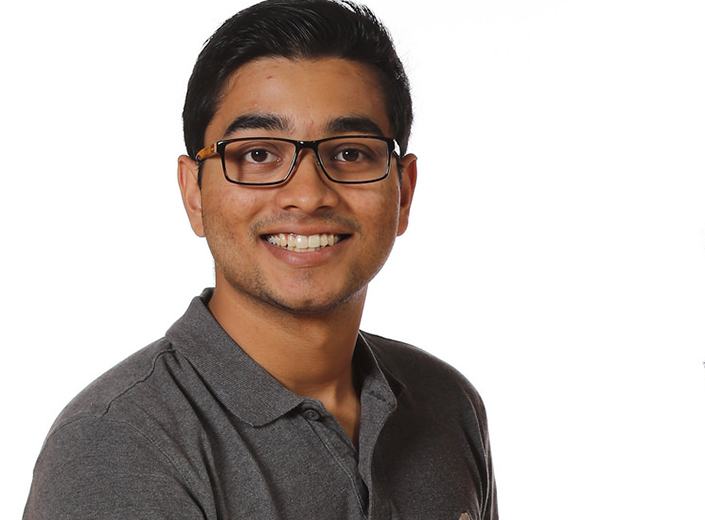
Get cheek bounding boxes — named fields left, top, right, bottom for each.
left=353, top=186, right=401, bottom=240
left=203, top=184, right=261, bottom=219
left=200, top=186, right=265, bottom=246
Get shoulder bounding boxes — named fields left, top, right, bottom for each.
left=359, top=333, right=497, bottom=520
left=25, top=347, right=210, bottom=518
left=360, top=331, right=487, bottom=412
left=46, top=337, right=178, bottom=437
left=26, top=338, right=212, bottom=516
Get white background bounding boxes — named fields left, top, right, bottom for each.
left=2, top=0, right=704, bottom=518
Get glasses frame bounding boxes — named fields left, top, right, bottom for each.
left=196, top=135, right=398, bottom=186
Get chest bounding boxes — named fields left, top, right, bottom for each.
left=188, top=402, right=488, bottom=520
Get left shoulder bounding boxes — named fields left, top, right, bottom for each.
left=360, top=331, right=485, bottom=407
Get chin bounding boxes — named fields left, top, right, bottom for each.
left=267, top=290, right=365, bottom=316
left=218, top=265, right=369, bottom=316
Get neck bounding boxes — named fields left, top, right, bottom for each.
left=207, top=279, right=365, bottom=401
left=208, top=280, right=364, bottom=447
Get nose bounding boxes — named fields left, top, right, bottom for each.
left=274, top=149, right=340, bottom=213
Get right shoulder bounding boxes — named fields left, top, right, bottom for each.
left=24, top=339, right=213, bottom=519
left=48, top=338, right=178, bottom=435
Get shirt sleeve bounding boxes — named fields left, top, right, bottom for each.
left=482, top=445, right=499, bottom=520
left=23, top=416, right=209, bottom=520
left=469, top=382, right=499, bottom=520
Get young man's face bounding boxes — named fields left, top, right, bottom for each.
left=179, top=57, right=416, bottom=315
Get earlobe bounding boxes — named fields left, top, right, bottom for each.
left=396, top=153, right=417, bottom=236
left=177, top=155, right=205, bottom=237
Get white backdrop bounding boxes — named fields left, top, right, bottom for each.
left=2, top=1, right=704, bottom=518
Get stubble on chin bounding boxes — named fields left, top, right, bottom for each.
left=218, top=258, right=369, bottom=316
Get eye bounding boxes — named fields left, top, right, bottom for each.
left=332, top=147, right=368, bottom=162
left=243, top=148, right=278, bottom=163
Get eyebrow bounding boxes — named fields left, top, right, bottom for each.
left=325, top=116, right=385, bottom=137
left=223, top=114, right=291, bottom=137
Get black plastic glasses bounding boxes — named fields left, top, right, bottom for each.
left=196, top=135, right=397, bottom=186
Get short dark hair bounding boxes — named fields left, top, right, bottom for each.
left=182, top=0, right=413, bottom=160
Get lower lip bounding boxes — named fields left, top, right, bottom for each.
left=261, top=236, right=349, bottom=267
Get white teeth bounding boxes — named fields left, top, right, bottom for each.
left=267, top=233, right=340, bottom=252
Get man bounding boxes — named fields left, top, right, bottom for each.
left=24, top=1, right=497, bottom=518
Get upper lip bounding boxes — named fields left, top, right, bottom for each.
left=262, top=230, right=348, bottom=237
left=254, top=215, right=360, bottom=239
left=258, top=225, right=353, bottom=238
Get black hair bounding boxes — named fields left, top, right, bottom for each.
left=182, top=0, right=412, bottom=160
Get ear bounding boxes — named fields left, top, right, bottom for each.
left=396, top=153, right=417, bottom=236
left=178, top=155, right=205, bottom=237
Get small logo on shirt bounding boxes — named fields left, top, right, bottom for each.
left=459, top=513, right=470, bottom=520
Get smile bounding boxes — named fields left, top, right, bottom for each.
left=265, top=233, right=343, bottom=252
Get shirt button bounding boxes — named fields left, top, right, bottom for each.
left=303, top=409, right=321, bottom=421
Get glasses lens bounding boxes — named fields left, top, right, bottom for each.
left=222, top=139, right=296, bottom=184
left=319, top=137, right=390, bottom=183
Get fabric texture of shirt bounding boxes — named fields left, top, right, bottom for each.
left=24, top=289, right=498, bottom=519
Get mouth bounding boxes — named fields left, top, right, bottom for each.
left=265, top=233, right=345, bottom=253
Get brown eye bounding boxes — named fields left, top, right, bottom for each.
left=245, top=149, right=277, bottom=163
left=333, top=147, right=368, bottom=162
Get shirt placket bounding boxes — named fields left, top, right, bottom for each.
left=299, top=399, right=369, bottom=517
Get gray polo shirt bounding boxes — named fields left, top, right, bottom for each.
left=24, top=290, right=497, bottom=519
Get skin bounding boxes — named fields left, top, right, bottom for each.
left=178, top=57, right=417, bottom=446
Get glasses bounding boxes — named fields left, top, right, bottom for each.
left=196, top=135, right=397, bottom=186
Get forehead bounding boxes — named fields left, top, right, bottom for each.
left=205, top=57, right=391, bottom=142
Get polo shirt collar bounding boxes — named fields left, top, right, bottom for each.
left=165, top=289, right=304, bottom=427
left=165, top=289, right=400, bottom=428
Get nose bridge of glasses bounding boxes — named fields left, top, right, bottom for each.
left=278, top=141, right=339, bottom=207
left=290, top=140, right=326, bottom=176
